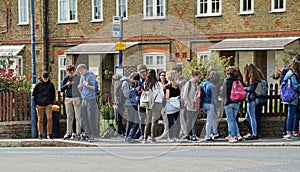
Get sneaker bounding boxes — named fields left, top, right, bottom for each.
left=47, top=135, right=53, bottom=140
left=205, top=136, right=214, bottom=142
left=180, top=135, right=190, bottom=140
left=192, top=135, right=199, bottom=141
left=80, top=134, right=87, bottom=141
left=225, top=135, right=232, bottom=141
left=237, top=135, right=243, bottom=141
left=243, top=133, right=252, bottom=139
left=38, top=134, right=43, bottom=140
left=229, top=137, right=238, bottom=143
left=150, top=138, right=156, bottom=143
left=245, top=135, right=258, bottom=140
left=211, top=134, right=222, bottom=139
left=63, top=134, right=71, bottom=140
left=88, top=136, right=95, bottom=142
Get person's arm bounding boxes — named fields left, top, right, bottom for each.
left=122, top=81, right=130, bottom=99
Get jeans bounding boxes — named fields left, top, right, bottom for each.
left=255, top=103, right=264, bottom=135
left=185, top=110, right=198, bottom=136
left=286, top=104, right=300, bottom=134
left=246, top=101, right=257, bottom=135
left=202, top=103, right=218, bottom=138
left=224, top=103, right=240, bottom=137
left=115, top=109, right=125, bottom=135
left=179, top=108, right=187, bottom=136
left=81, top=98, right=98, bottom=137
left=126, top=105, right=139, bottom=139
left=167, top=111, right=180, bottom=139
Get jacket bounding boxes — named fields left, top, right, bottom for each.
left=220, top=76, right=240, bottom=105
left=33, top=79, right=55, bottom=106
left=202, top=80, right=218, bottom=107
left=282, top=70, right=300, bottom=106
left=182, top=79, right=198, bottom=111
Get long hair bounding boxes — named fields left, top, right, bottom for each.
left=166, top=71, right=178, bottom=89
left=290, top=59, right=300, bottom=81
left=243, top=63, right=262, bottom=86
left=190, top=69, right=201, bottom=78
left=144, top=69, right=158, bottom=90
left=206, top=68, right=220, bottom=86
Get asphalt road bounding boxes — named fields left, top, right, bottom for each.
left=0, top=146, right=299, bottom=172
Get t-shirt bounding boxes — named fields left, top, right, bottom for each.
left=166, top=84, right=180, bottom=98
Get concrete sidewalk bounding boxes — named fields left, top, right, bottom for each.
left=1, top=137, right=300, bottom=147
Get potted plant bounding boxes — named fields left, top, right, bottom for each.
left=103, top=69, right=114, bottom=80
left=100, top=99, right=114, bottom=119
left=272, top=69, right=281, bottom=80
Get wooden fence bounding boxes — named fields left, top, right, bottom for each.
left=0, top=83, right=287, bottom=122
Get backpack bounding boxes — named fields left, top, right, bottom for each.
left=230, top=80, right=247, bottom=102
left=139, top=89, right=154, bottom=109
left=255, top=80, right=268, bottom=97
left=193, top=86, right=204, bottom=110
left=280, top=66, right=289, bottom=85
left=280, top=75, right=297, bottom=102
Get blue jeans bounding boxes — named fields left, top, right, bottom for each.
left=246, top=101, right=257, bottom=135
left=224, top=103, right=240, bottom=137
left=286, top=104, right=300, bottom=134
left=167, top=111, right=180, bottom=139
left=115, top=108, right=125, bottom=135
left=202, top=103, right=218, bottom=138
left=125, top=105, right=139, bottom=139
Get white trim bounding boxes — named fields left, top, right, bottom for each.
left=143, top=53, right=166, bottom=74
left=58, top=0, right=78, bottom=23
left=143, top=0, right=166, bottom=19
left=239, top=0, right=254, bottom=14
left=18, top=0, right=29, bottom=25
left=92, top=0, right=103, bottom=22
left=58, top=55, right=67, bottom=90
left=270, top=0, right=286, bottom=12
left=116, top=0, right=128, bottom=19
left=196, top=0, right=222, bottom=17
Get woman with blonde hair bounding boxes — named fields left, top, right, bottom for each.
left=164, top=71, right=181, bottom=141
left=182, top=70, right=202, bottom=141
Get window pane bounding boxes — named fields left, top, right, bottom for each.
left=157, top=0, right=164, bottom=16
left=59, top=0, right=67, bottom=21
left=146, top=0, right=153, bottom=16
left=200, top=0, right=208, bottom=14
left=94, top=0, right=101, bottom=19
left=157, top=56, right=163, bottom=65
left=146, top=56, right=153, bottom=65
left=69, top=0, right=76, bottom=20
left=212, top=0, right=220, bottom=13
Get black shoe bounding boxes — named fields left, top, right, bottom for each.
left=63, top=134, right=71, bottom=140
left=245, top=135, right=258, bottom=140
left=38, top=134, right=43, bottom=140
left=47, top=134, right=53, bottom=140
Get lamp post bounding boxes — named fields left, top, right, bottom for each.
left=30, top=0, right=37, bottom=138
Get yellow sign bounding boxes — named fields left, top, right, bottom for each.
left=116, top=42, right=126, bottom=51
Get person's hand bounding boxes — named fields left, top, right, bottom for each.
left=75, top=99, right=81, bottom=106
left=114, top=105, right=118, bottom=110
left=66, top=81, right=73, bottom=86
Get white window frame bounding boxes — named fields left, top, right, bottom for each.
left=58, top=55, right=67, bottom=89
left=270, top=0, right=286, bottom=12
left=196, top=0, right=222, bottom=17
left=197, top=51, right=211, bottom=64
left=18, top=0, right=29, bottom=25
left=92, top=0, right=103, bottom=22
left=143, top=53, right=166, bottom=75
left=240, top=0, right=254, bottom=14
left=116, top=0, right=128, bottom=20
left=143, top=0, right=166, bottom=20
left=58, top=0, right=78, bottom=23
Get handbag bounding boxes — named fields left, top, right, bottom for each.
left=140, top=90, right=153, bottom=109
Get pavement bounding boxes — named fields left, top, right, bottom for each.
left=1, top=136, right=300, bottom=147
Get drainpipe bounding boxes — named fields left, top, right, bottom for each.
left=44, top=0, right=49, bottom=71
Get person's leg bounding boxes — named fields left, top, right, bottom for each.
left=167, top=114, right=175, bottom=139
left=65, top=98, right=74, bottom=135
left=179, top=108, right=187, bottom=137
left=191, top=111, right=198, bottom=136
left=45, top=104, right=53, bottom=136
left=225, top=104, right=236, bottom=137
left=139, top=107, right=146, bottom=139
left=86, top=99, right=98, bottom=138
left=247, top=101, right=257, bottom=136
left=173, top=111, right=181, bottom=138
left=203, top=103, right=213, bottom=139
left=144, top=108, right=152, bottom=141
left=73, top=98, right=82, bottom=135
left=255, top=103, right=263, bottom=135
left=233, top=103, right=241, bottom=136
left=151, top=103, right=162, bottom=139
left=35, top=105, right=44, bottom=136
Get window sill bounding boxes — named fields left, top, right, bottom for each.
left=269, top=9, right=286, bottom=13
left=142, top=16, right=166, bottom=21
left=17, top=23, right=30, bottom=26
left=239, top=11, right=255, bottom=15
left=90, top=19, right=104, bottom=23
left=195, top=13, right=222, bottom=18
left=57, top=20, right=79, bottom=24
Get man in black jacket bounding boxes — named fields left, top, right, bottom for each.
left=32, top=71, right=56, bottom=140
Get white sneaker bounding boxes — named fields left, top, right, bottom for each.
left=229, top=137, right=237, bottom=143
left=225, top=135, right=232, bottom=141
left=243, top=133, right=251, bottom=139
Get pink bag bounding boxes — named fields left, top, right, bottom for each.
left=230, top=80, right=246, bottom=102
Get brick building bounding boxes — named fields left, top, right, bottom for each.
left=0, top=0, right=300, bottom=93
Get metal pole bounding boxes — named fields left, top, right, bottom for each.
left=30, top=0, right=37, bottom=138
left=118, top=16, right=123, bottom=75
